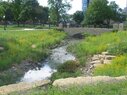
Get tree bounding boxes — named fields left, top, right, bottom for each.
left=73, top=11, right=84, bottom=25
left=109, top=1, right=126, bottom=22
left=36, top=6, right=49, bottom=25
left=83, top=0, right=110, bottom=27
left=18, top=0, right=39, bottom=26
left=11, top=0, right=23, bottom=26
left=48, top=0, right=71, bottom=25
left=0, top=5, right=5, bottom=21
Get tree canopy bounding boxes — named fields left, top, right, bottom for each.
left=48, top=0, right=71, bottom=25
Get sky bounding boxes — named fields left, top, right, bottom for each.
left=38, top=0, right=126, bottom=14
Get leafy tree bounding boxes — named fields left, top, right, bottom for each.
left=18, top=0, right=39, bottom=26
left=11, top=0, right=23, bottom=25
left=36, top=6, right=49, bottom=25
left=83, top=0, right=110, bottom=27
left=73, top=11, right=84, bottom=24
left=48, top=0, right=71, bottom=25
left=0, top=5, right=5, bottom=21
left=109, top=1, right=126, bottom=22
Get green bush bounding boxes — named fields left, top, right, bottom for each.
left=108, top=41, right=127, bottom=55
left=51, top=70, right=81, bottom=81
left=57, top=60, right=80, bottom=73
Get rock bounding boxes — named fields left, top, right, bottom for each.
left=93, top=64, right=102, bottom=67
left=105, top=55, right=116, bottom=60
left=31, top=44, right=36, bottom=48
left=102, top=52, right=109, bottom=55
left=104, top=60, right=112, bottom=64
left=0, top=47, right=4, bottom=51
left=0, top=80, right=50, bottom=95
left=92, top=55, right=99, bottom=61
left=90, top=60, right=101, bottom=64
left=53, top=76, right=126, bottom=88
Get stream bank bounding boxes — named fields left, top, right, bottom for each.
left=0, top=39, right=78, bottom=86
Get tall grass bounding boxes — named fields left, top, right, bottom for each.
left=69, top=32, right=127, bottom=65
left=69, top=31, right=127, bottom=76
left=0, top=30, right=66, bottom=70
left=93, top=55, right=127, bottom=76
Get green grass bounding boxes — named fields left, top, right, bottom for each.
left=68, top=31, right=127, bottom=76
left=12, top=80, right=127, bottom=95
left=0, top=24, right=56, bottom=31
left=0, top=30, right=66, bottom=70
left=68, top=31, right=127, bottom=65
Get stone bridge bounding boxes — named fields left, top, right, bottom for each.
left=63, top=28, right=113, bottom=37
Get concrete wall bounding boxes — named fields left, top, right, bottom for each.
left=64, top=28, right=113, bottom=36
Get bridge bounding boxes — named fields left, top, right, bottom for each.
left=63, top=28, right=113, bottom=37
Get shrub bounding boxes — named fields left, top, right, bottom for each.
left=51, top=70, right=81, bottom=81
left=108, top=41, right=127, bottom=55
left=57, top=60, right=80, bottom=73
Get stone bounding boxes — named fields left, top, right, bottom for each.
left=119, top=23, right=124, bottom=31
left=113, top=23, right=119, bottom=30
left=92, top=55, right=99, bottom=61
left=0, top=47, right=4, bottom=51
left=105, top=55, right=115, bottom=60
left=53, top=76, right=126, bottom=88
left=0, top=80, right=50, bottom=95
left=31, top=44, right=36, bottom=48
left=102, top=52, right=109, bottom=55
left=104, top=60, right=112, bottom=64
left=93, top=64, right=102, bottom=67
left=90, top=60, right=101, bottom=65
left=59, top=23, right=63, bottom=29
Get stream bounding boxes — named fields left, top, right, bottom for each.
left=20, top=46, right=76, bottom=82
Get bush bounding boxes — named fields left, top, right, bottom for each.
left=51, top=70, right=81, bottom=81
left=57, top=60, right=80, bottom=73
left=108, top=41, right=127, bottom=55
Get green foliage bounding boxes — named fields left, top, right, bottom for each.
left=0, top=30, right=66, bottom=70
left=109, top=1, right=126, bottom=22
left=73, top=11, right=84, bottom=25
left=51, top=70, right=81, bottom=81
left=48, top=0, right=71, bottom=24
left=108, top=41, right=127, bottom=55
left=69, top=31, right=127, bottom=66
left=83, top=0, right=110, bottom=26
left=51, top=60, right=81, bottom=81
left=93, top=56, right=127, bottom=76
left=83, top=0, right=126, bottom=26
left=58, top=60, right=80, bottom=73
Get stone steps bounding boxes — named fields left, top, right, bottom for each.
left=84, top=52, right=116, bottom=75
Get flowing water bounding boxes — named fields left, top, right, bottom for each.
left=20, top=46, right=76, bottom=82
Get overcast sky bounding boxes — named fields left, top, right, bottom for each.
left=38, top=0, right=126, bottom=14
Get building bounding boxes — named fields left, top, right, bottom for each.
left=82, top=0, right=91, bottom=12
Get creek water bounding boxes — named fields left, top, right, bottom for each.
left=20, top=46, right=76, bottom=82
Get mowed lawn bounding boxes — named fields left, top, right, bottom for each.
left=0, top=30, right=66, bottom=70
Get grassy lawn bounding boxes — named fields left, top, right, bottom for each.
left=0, top=25, right=55, bottom=31
left=12, top=80, right=127, bottom=95
left=0, top=30, right=66, bottom=70
left=68, top=31, right=127, bottom=76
